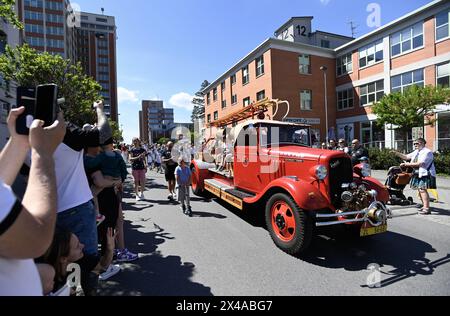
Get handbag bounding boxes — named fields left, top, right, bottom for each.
left=396, top=172, right=413, bottom=185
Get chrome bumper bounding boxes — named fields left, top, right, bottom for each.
left=315, top=201, right=391, bottom=227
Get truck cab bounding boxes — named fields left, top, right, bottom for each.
left=192, top=108, right=390, bottom=256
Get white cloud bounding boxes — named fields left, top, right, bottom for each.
left=118, top=87, right=139, bottom=103
left=169, top=92, right=195, bottom=111
left=320, top=0, right=331, bottom=5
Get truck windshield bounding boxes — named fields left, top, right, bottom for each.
left=260, top=124, right=310, bottom=147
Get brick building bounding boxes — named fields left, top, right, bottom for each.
left=139, top=100, right=175, bottom=144
left=204, top=0, right=450, bottom=151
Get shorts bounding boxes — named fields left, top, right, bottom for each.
left=411, top=175, right=437, bottom=190
left=132, top=169, right=146, bottom=183
left=165, top=164, right=177, bottom=182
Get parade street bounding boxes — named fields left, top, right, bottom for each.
left=99, top=170, right=450, bottom=296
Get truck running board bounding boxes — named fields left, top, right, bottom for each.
left=204, top=179, right=255, bottom=210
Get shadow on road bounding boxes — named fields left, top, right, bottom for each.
left=98, top=219, right=213, bottom=296
left=302, top=230, right=450, bottom=288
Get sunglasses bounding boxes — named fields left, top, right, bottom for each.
left=414, top=143, right=420, bottom=146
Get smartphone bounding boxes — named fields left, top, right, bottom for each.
left=35, top=84, right=58, bottom=127
left=15, top=87, right=36, bottom=135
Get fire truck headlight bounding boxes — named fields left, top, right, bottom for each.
left=315, top=165, right=328, bottom=180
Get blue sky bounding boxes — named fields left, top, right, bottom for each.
left=75, top=0, right=431, bottom=143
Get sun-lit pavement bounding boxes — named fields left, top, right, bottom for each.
left=98, top=170, right=450, bottom=296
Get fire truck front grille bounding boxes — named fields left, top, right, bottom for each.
left=328, top=157, right=353, bottom=208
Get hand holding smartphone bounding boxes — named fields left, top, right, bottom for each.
left=15, top=87, right=36, bottom=135
left=35, top=84, right=58, bottom=128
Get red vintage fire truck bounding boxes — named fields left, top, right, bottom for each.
left=191, top=99, right=390, bottom=256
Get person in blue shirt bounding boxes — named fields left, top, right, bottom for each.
left=175, top=158, right=192, bottom=217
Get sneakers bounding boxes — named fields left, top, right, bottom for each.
left=136, top=195, right=141, bottom=202
left=99, top=264, right=121, bottom=281
left=184, top=206, right=193, bottom=217
left=168, top=194, right=174, bottom=201
left=96, top=215, right=106, bottom=227
left=116, top=249, right=139, bottom=263
left=140, top=192, right=145, bottom=200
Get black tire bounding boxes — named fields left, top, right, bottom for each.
left=265, top=193, right=313, bottom=256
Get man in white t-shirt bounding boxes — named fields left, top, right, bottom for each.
left=0, top=107, right=66, bottom=296
left=394, top=138, right=437, bottom=215
left=53, top=101, right=112, bottom=296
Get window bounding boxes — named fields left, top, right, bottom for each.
left=300, top=90, right=312, bottom=110
left=214, top=111, right=218, bottom=121
left=207, top=92, right=211, bottom=105
left=243, top=97, right=250, bottom=108
left=25, top=10, right=43, bottom=21
left=45, top=1, right=63, bottom=10
left=337, top=53, right=353, bottom=76
left=256, top=90, right=266, bottom=101
left=25, top=0, right=43, bottom=8
left=437, top=63, right=450, bottom=88
left=222, top=100, right=227, bottom=109
left=299, top=54, right=311, bottom=74
left=256, top=56, right=264, bottom=77
left=391, top=22, right=423, bottom=57
left=47, top=26, right=64, bottom=36
left=98, top=57, right=109, bottom=64
left=0, top=32, right=6, bottom=54
left=437, top=112, right=450, bottom=151
left=321, top=40, right=330, bottom=48
left=337, top=88, right=354, bottom=110
left=27, top=36, right=45, bottom=47
left=213, top=88, right=217, bottom=101
left=25, top=24, right=44, bottom=34
left=46, top=13, right=64, bottom=23
left=221, top=81, right=225, bottom=92
left=232, top=94, right=238, bottom=104
left=207, top=114, right=211, bottom=123
left=361, top=121, right=385, bottom=148
left=359, top=80, right=384, bottom=106
left=1, top=101, right=10, bottom=124
left=98, top=74, right=109, bottom=81
left=359, top=40, right=383, bottom=68
left=47, top=39, right=64, bottom=49
left=231, top=74, right=236, bottom=85
left=391, top=69, right=424, bottom=93
left=96, top=18, right=108, bottom=23
left=436, top=10, right=450, bottom=41
left=242, top=66, right=249, bottom=85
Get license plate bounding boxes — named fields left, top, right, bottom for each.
left=360, top=225, right=388, bottom=237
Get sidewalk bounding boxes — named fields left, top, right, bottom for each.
left=372, top=170, right=450, bottom=209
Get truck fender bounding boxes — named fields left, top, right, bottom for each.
left=243, top=177, right=329, bottom=211
left=191, top=160, right=214, bottom=192
left=360, top=177, right=390, bottom=203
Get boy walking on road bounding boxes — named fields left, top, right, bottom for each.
left=175, top=158, right=192, bottom=217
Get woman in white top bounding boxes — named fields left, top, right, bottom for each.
left=394, top=138, right=437, bottom=215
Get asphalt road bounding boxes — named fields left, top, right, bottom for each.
left=99, top=170, right=450, bottom=296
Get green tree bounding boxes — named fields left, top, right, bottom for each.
left=0, top=45, right=102, bottom=126
left=372, top=85, right=450, bottom=152
left=109, top=119, right=123, bottom=143
left=0, top=0, right=23, bottom=29
left=191, top=80, right=210, bottom=123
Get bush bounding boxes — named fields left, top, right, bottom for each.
left=369, top=148, right=402, bottom=170
left=369, top=148, right=450, bottom=175
left=435, top=150, right=450, bottom=175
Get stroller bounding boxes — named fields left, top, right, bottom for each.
left=385, top=166, right=415, bottom=206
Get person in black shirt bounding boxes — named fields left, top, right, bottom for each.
left=129, top=138, right=147, bottom=201
left=162, top=142, right=178, bottom=200
left=349, top=139, right=369, bottom=166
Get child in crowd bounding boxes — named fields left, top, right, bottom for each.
left=175, top=157, right=192, bottom=217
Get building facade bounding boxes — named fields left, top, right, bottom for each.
left=0, top=2, right=21, bottom=149
left=19, top=0, right=76, bottom=59
left=77, top=12, right=118, bottom=122
left=204, top=0, right=450, bottom=152
left=139, top=100, right=175, bottom=144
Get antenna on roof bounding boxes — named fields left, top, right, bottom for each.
left=348, top=21, right=358, bottom=38
left=101, top=7, right=105, bottom=15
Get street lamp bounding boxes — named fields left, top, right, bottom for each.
left=320, top=66, right=329, bottom=145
